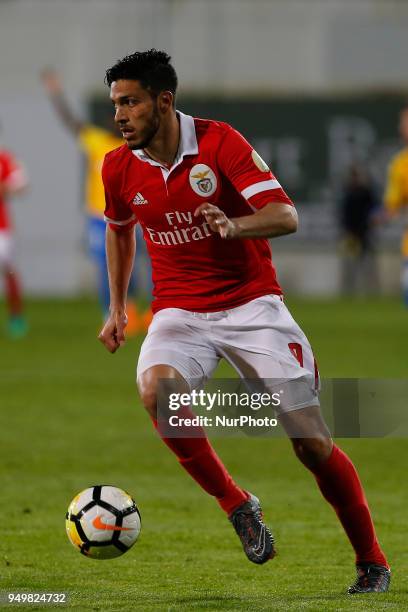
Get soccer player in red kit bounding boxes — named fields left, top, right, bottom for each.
left=0, top=131, right=28, bottom=337
left=98, top=50, right=390, bottom=594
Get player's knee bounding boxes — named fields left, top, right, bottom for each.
left=137, top=365, right=187, bottom=419
left=292, top=437, right=332, bottom=470
left=137, top=365, right=189, bottom=418
left=137, top=371, right=159, bottom=418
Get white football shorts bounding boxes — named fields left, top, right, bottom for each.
left=0, top=231, right=14, bottom=266
left=137, top=294, right=320, bottom=413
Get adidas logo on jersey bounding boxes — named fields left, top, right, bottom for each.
left=133, top=192, right=148, bottom=206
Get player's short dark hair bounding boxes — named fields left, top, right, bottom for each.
left=105, top=49, right=178, bottom=102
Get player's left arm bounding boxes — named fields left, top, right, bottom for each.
left=194, top=201, right=297, bottom=239
left=195, top=125, right=297, bottom=239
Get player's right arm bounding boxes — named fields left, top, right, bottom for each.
left=41, top=68, right=84, bottom=136
left=98, top=151, right=136, bottom=353
left=98, top=224, right=136, bottom=353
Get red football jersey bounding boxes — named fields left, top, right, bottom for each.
left=0, top=150, right=26, bottom=230
left=103, top=113, right=293, bottom=313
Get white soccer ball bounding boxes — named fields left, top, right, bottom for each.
left=65, top=485, right=141, bottom=559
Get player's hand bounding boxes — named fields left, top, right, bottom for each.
left=40, top=68, right=62, bottom=95
left=98, top=310, right=128, bottom=354
left=194, top=203, right=238, bottom=239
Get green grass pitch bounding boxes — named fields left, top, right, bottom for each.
left=1, top=297, right=407, bottom=610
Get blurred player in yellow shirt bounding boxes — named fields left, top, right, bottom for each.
left=41, top=69, right=151, bottom=331
left=384, top=103, right=408, bottom=305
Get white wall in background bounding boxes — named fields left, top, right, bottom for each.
left=1, top=0, right=408, bottom=96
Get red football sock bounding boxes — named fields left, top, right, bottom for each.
left=311, top=444, right=388, bottom=567
left=4, top=269, right=23, bottom=316
left=152, top=406, right=248, bottom=515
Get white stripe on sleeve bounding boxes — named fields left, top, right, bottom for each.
left=104, top=214, right=136, bottom=226
left=241, top=179, right=281, bottom=200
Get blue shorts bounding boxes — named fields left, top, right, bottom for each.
left=87, top=216, right=106, bottom=260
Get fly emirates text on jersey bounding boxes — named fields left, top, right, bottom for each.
left=145, top=210, right=212, bottom=247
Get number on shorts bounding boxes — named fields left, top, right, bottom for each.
left=313, top=357, right=320, bottom=391
left=288, top=342, right=304, bottom=367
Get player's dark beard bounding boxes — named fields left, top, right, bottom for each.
left=128, top=105, right=160, bottom=150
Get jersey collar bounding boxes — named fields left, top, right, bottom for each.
left=132, top=111, right=198, bottom=171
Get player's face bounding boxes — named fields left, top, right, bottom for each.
left=110, top=80, right=160, bottom=150
left=399, top=108, right=408, bottom=144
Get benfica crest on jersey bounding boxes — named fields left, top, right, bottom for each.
left=189, top=164, right=217, bottom=197
left=197, top=176, right=212, bottom=193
